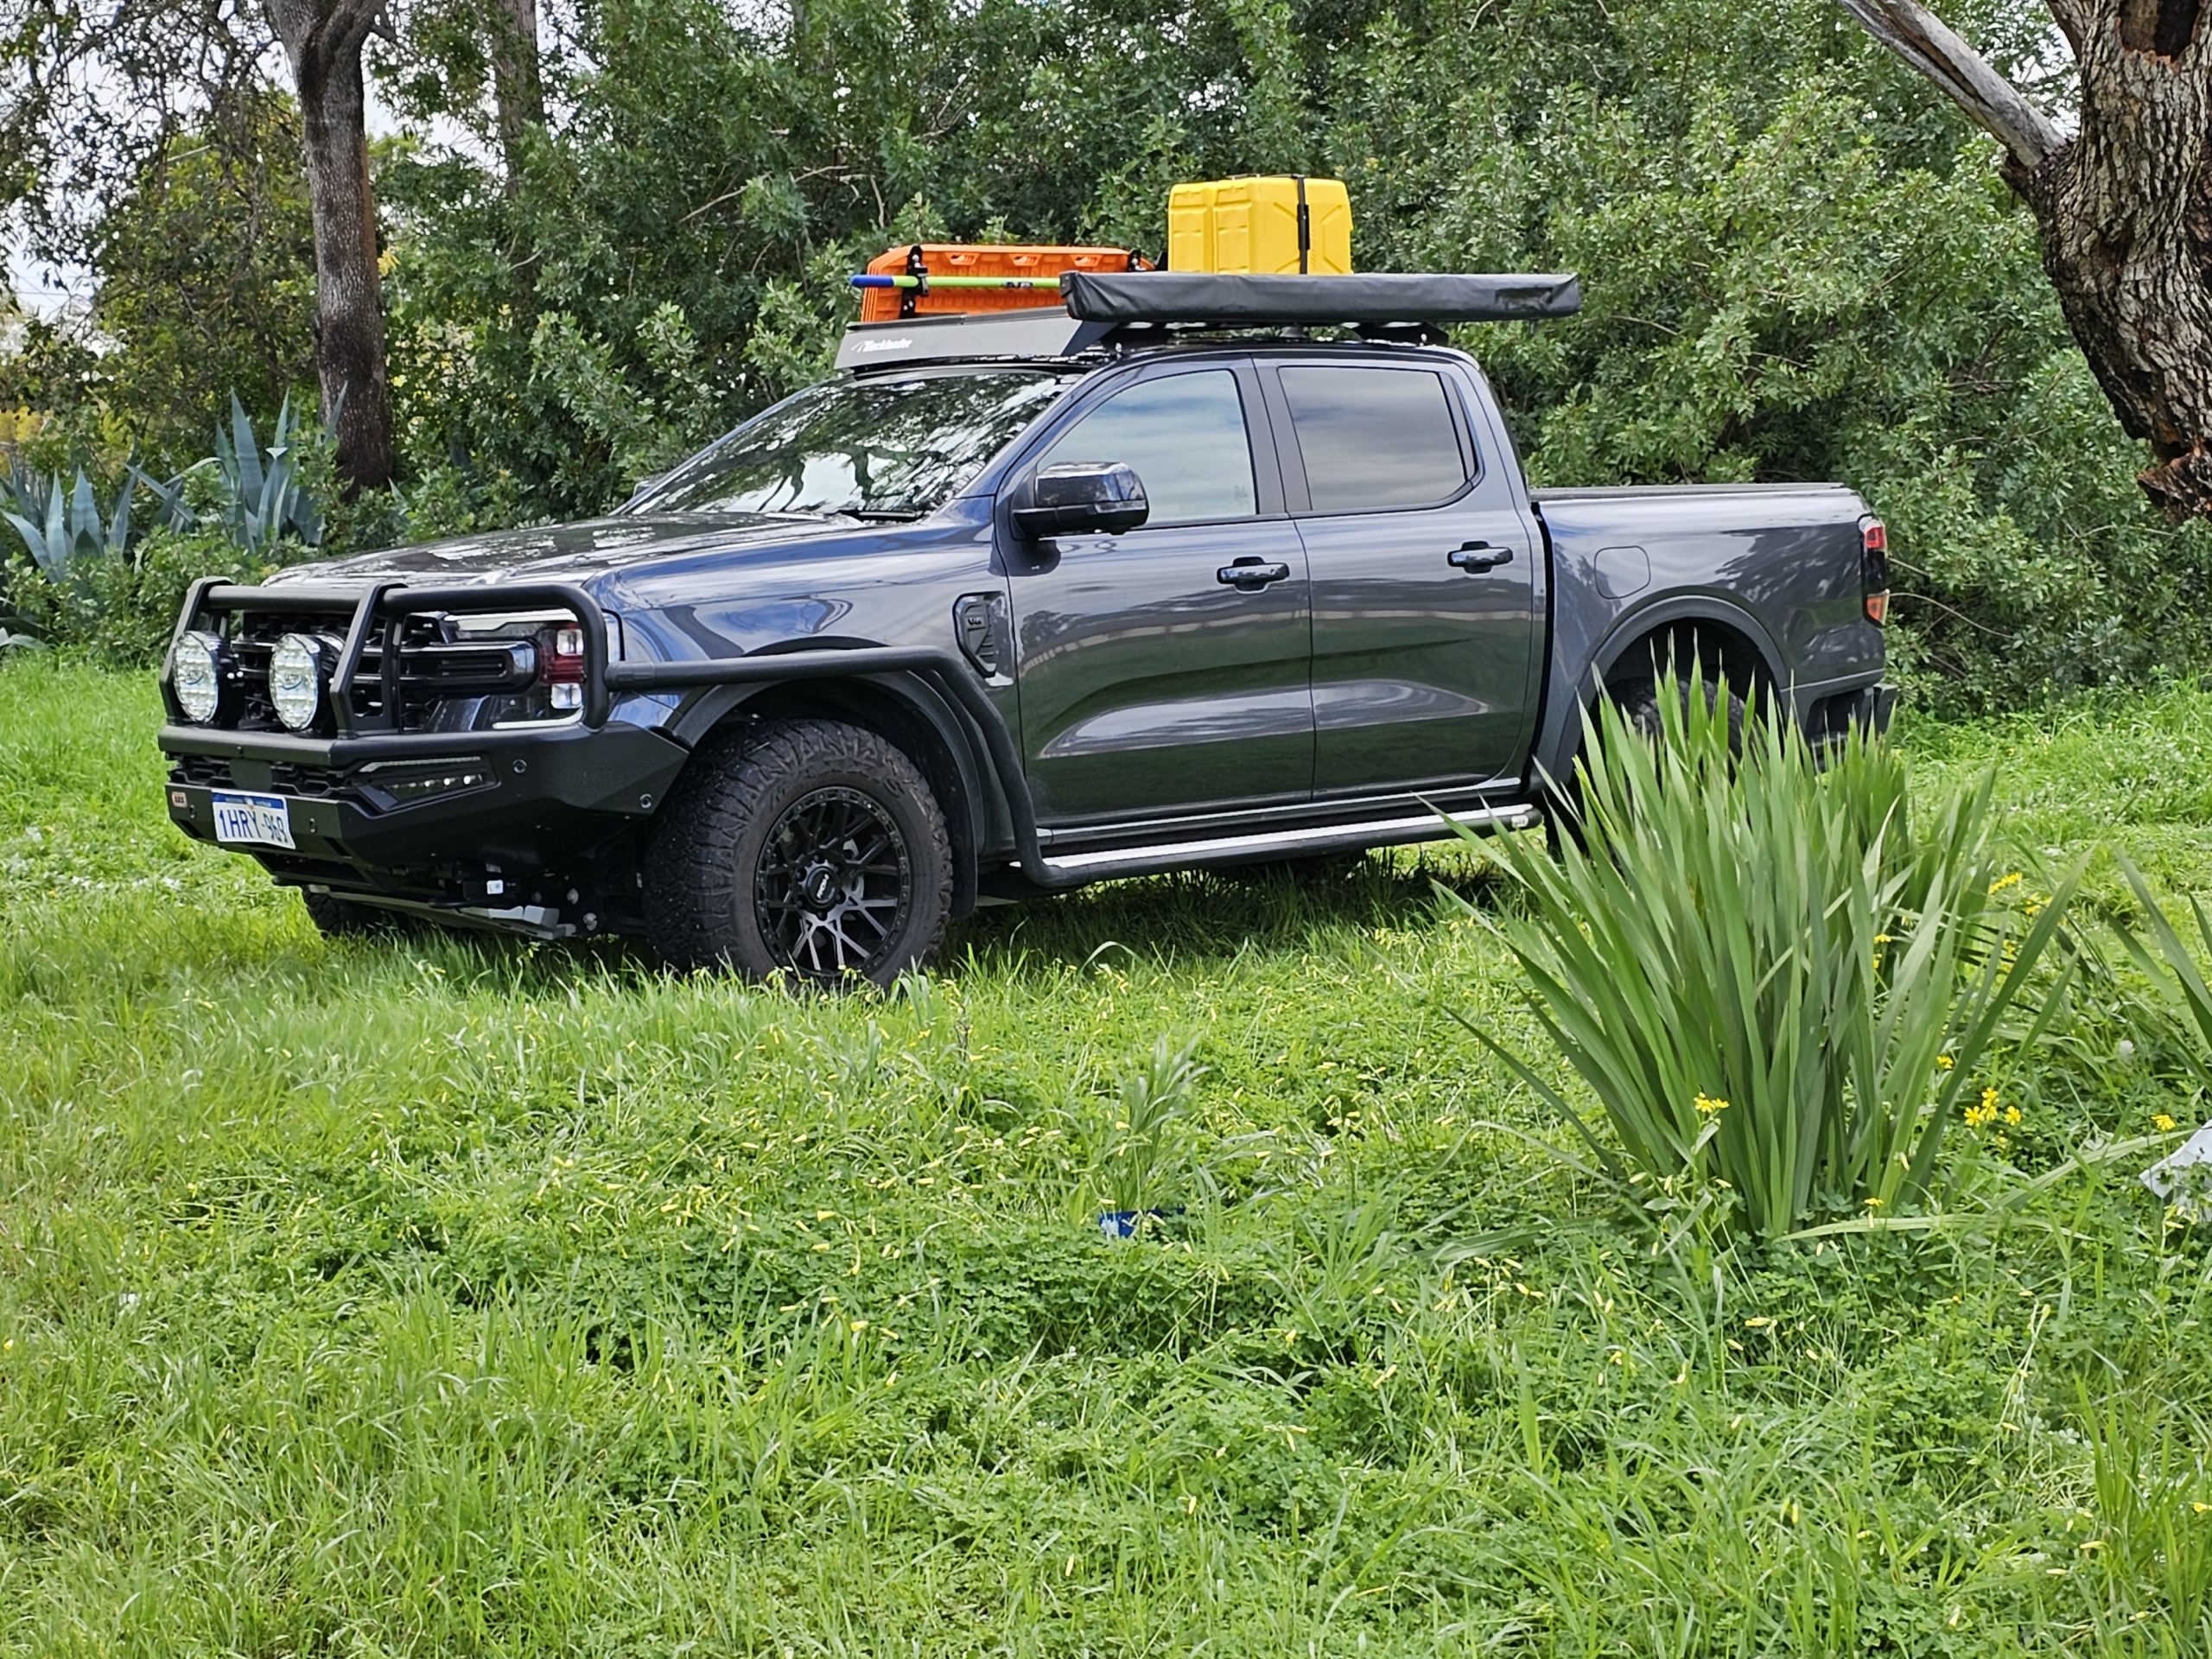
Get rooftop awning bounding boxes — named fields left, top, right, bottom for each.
left=1058, top=271, right=1581, bottom=326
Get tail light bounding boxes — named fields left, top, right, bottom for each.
left=1859, top=516, right=1889, bottom=626
left=539, top=623, right=587, bottom=711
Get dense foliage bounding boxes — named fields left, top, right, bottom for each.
left=6, top=0, right=2210, bottom=701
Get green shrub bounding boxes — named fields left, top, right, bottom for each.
left=1447, top=676, right=2078, bottom=1241
left=3, top=528, right=249, bottom=667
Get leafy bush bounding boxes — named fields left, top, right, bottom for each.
left=0, top=395, right=331, bottom=661
left=3, top=527, right=249, bottom=667
left=1448, top=676, right=2078, bottom=1241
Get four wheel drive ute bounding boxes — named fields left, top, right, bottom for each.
left=158, top=268, right=1895, bottom=985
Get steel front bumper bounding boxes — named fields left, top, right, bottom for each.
left=158, top=577, right=695, bottom=879
left=160, top=720, right=691, bottom=871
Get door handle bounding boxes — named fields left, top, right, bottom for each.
left=1217, top=558, right=1292, bottom=590
left=1447, top=541, right=1514, bottom=572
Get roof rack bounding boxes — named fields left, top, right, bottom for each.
left=830, top=270, right=1581, bottom=371
left=835, top=311, right=1112, bottom=371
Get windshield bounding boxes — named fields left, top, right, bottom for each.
left=631, top=369, right=1070, bottom=519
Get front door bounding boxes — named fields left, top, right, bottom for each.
left=1003, top=360, right=1314, bottom=826
left=1262, top=358, right=1542, bottom=797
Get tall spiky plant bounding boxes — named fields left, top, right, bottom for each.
left=2, top=466, right=134, bottom=584
left=213, top=393, right=326, bottom=556
left=1447, top=674, right=2078, bottom=1241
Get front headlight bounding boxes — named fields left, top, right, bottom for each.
left=170, top=631, right=226, bottom=723
left=270, top=633, right=326, bottom=732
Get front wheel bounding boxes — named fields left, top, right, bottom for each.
left=644, top=718, right=953, bottom=988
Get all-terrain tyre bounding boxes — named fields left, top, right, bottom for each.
left=1546, top=675, right=1750, bottom=856
left=644, top=718, right=953, bottom=988
left=300, top=888, right=423, bottom=938
left=1614, top=674, right=1750, bottom=753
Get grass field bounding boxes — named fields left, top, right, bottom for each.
left=4, top=659, right=2212, bottom=1656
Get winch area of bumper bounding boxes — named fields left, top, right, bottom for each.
left=159, top=721, right=690, bottom=868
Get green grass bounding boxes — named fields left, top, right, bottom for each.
left=4, top=658, right=2212, bottom=1656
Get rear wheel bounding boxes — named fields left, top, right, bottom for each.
left=1615, top=674, right=1749, bottom=752
left=645, top=718, right=953, bottom=988
left=1547, top=674, right=1750, bottom=855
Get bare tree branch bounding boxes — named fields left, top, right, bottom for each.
left=1834, top=0, right=2069, bottom=169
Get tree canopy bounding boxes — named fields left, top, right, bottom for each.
left=3, top=0, right=2208, bottom=703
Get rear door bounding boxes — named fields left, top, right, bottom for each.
left=1002, top=359, right=1314, bottom=825
left=1262, top=357, right=1542, bottom=796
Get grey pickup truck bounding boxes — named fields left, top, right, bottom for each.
left=156, top=271, right=1893, bottom=985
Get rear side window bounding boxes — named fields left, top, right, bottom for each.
left=1279, top=365, right=1469, bottom=513
left=1034, top=369, right=1257, bottom=524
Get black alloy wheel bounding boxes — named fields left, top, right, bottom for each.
left=1546, top=672, right=1751, bottom=856
left=753, top=785, right=914, bottom=981
left=645, top=717, right=953, bottom=987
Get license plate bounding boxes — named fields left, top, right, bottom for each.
left=209, top=791, right=296, bottom=849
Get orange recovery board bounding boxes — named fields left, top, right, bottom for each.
left=854, top=245, right=1150, bottom=322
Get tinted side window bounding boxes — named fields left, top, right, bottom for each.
left=1035, top=370, right=1257, bottom=524
left=1280, top=366, right=1469, bottom=513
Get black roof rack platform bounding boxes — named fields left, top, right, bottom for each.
left=834, top=310, right=1108, bottom=370
left=831, top=270, right=1583, bottom=370
left=1059, top=270, right=1580, bottom=325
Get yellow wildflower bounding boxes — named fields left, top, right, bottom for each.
left=1694, top=1093, right=1729, bottom=1117
left=1864, top=1196, right=1884, bottom=1209
left=1964, top=1087, right=2005, bottom=1131
left=1936, top=1054, right=1955, bottom=1071
left=1989, top=872, right=2024, bottom=896
left=2155, top=1113, right=2180, bottom=1134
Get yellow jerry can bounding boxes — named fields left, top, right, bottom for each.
left=1167, top=176, right=1353, bottom=275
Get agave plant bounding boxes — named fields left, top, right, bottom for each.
left=2, top=465, right=133, bottom=583
left=213, top=392, right=324, bottom=556
left=130, top=461, right=205, bottom=535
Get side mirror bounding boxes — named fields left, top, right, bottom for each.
left=1012, top=461, right=1149, bottom=539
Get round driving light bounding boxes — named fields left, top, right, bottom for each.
left=270, top=633, right=325, bottom=732
left=170, top=631, right=225, bottom=724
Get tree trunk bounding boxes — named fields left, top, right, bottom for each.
left=489, top=0, right=543, bottom=197
left=265, top=0, right=393, bottom=493
left=2009, top=6, right=2212, bottom=518
left=1838, top=0, right=2212, bottom=519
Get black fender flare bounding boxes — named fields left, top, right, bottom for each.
left=1589, top=594, right=1786, bottom=691
left=652, top=671, right=1010, bottom=919
left=1533, top=595, right=1790, bottom=794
